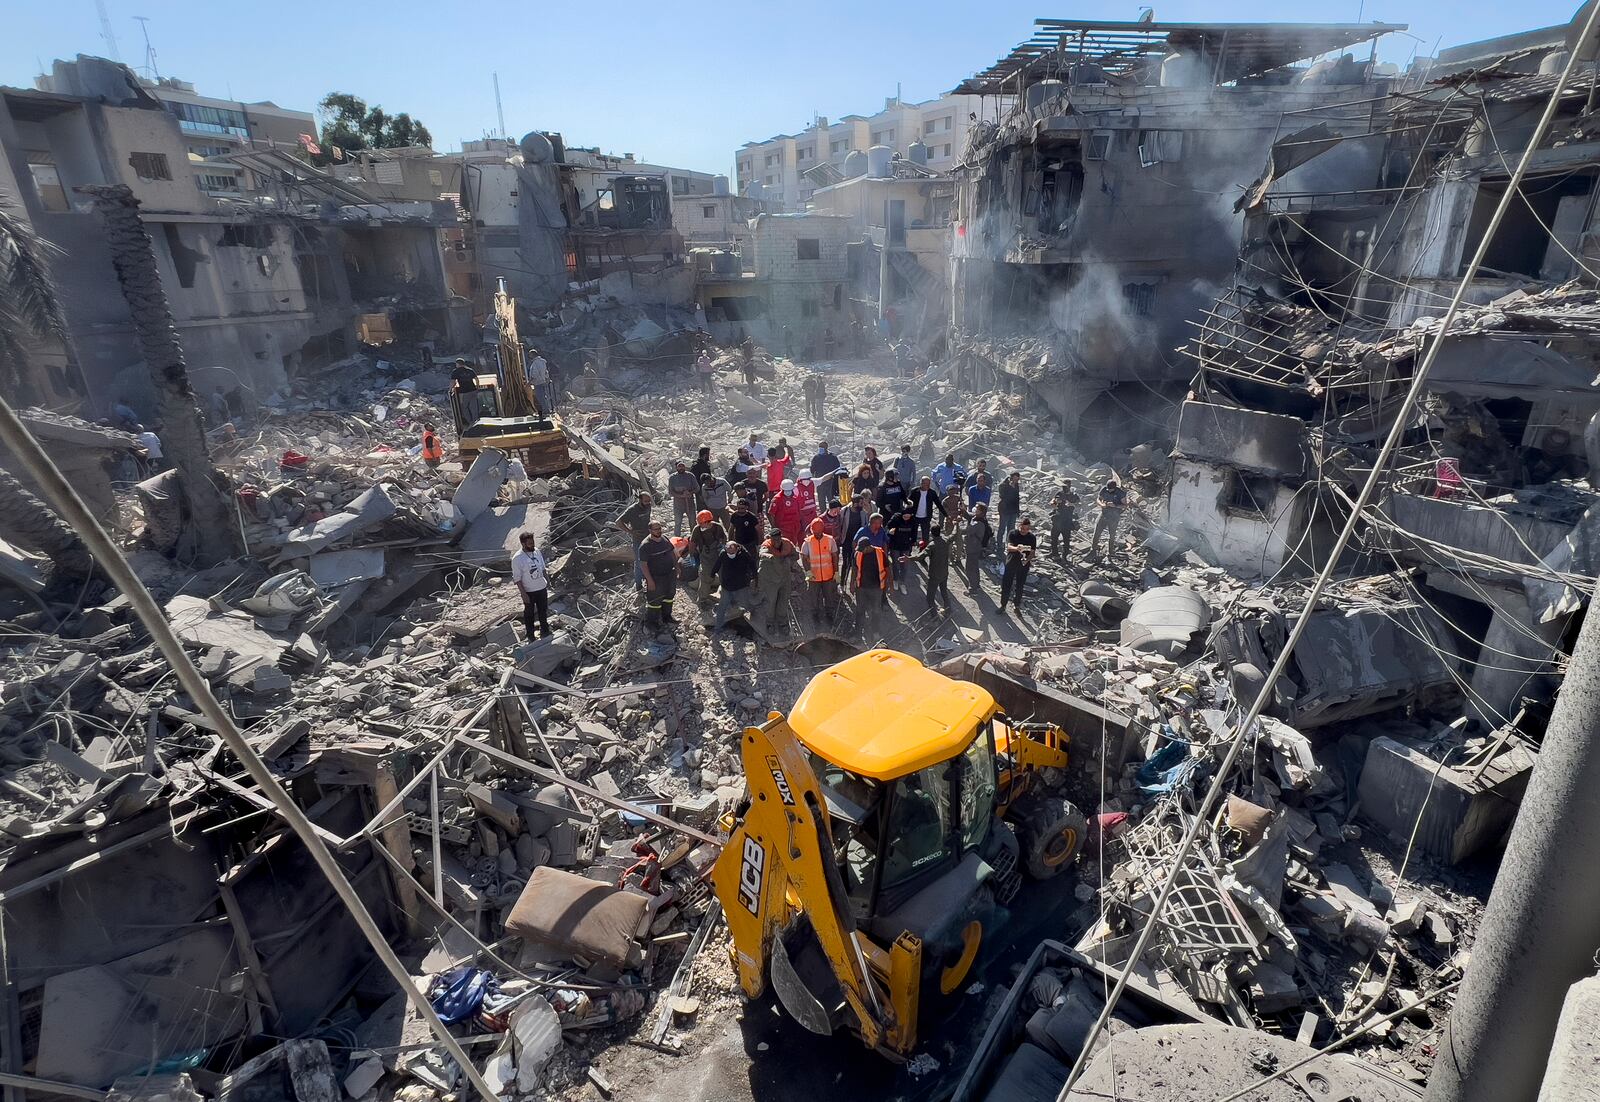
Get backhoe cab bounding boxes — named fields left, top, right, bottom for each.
left=712, top=650, right=1088, bottom=1058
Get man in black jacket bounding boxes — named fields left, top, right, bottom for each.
left=712, top=541, right=758, bottom=629
left=908, top=476, right=946, bottom=542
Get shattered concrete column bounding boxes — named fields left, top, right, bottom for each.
left=1425, top=571, right=1600, bottom=1102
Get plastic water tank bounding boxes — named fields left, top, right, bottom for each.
left=1540, top=50, right=1571, bottom=75
left=843, top=150, right=869, bottom=178
left=1025, top=79, right=1066, bottom=110
left=712, top=175, right=730, bottom=196
left=866, top=145, right=893, bottom=178
left=519, top=132, right=554, bottom=163
left=908, top=142, right=929, bottom=165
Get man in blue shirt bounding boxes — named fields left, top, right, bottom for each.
left=931, top=453, right=966, bottom=494
left=965, top=471, right=993, bottom=514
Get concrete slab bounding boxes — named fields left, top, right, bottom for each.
left=1358, top=735, right=1530, bottom=864
left=1537, top=975, right=1600, bottom=1102
left=308, top=549, right=386, bottom=588
left=452, top=447, right=512, bottom=526
left=459, top=504, right=553, bottom=570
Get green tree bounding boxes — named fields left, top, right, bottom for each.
left=318, top=93, right=433, bottom=152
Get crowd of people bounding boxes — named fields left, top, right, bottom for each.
left=505, top=434, right=1137, bottom=640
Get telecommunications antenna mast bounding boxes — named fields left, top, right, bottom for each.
left=94, top=0, right=123, bottom=61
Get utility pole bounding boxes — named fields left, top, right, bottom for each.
left=1423, top=571, right=1600, bottom=1102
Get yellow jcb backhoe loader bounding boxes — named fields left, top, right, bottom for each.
left=711, top=649, right=1088, bottom=1058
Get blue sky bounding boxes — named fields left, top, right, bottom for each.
left=2, top=0, right=1585, bottom=176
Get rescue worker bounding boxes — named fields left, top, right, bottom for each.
left=667, top=460, right=700, bottom=536
left=924, top=524, right=952, bottom=612
left=757, top=529, right=801, bottom=635
left=769, top=478, right=808, bottom=545
left=640, top=521, right=679, bottom=627
left=690, top=510, right=727, bottom=600
left=853, top=530, right=891, bottom=640
left=794, top=473, right=819, bottom=529
left=964, top=502, right=993, bottom=594
left=511, top=530, right=551, bottom=638
left=1000, top=516, right=1037, bottom=616
left=420, top=423, right=444, bottom=468
left=1091, top=475, right=1128, bottom=560
left=711, top=540, right=758, bottom=630
left=801, top=517, right=839, bottom=623
left=765, top=447, right=791, bottom=495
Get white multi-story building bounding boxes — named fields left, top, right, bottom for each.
left=735, top=92, right=983, bottom=211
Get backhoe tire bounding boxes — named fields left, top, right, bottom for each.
left=1012, top=795, right=1088, bottom=880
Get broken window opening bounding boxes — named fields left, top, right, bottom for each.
left=1223, top=471, right=1276, bottom=518
left=801, top=300, right=820, bottom=318
left=1123, top=282, right=1156, bottom=317
left=218, top=224, right=274, bottom=248
left=1138, top=130, right=1183, bottom=167
left=24, top=151, right=69, bottom=212
left=703, top=204, right=717, bottom=219
left=797, top=238, right=821, bottom=260
left=129, top=151, right=172, bottom=181
left=596, top=188, right=615, bottom=213
left=161, top=223, right=199, bottom=289
left=1086, top=132, right=1111, bottom=161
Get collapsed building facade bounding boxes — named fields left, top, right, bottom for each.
left=947, top=19, right=1408, bottom=455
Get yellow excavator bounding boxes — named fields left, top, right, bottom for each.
left=712, top=649, right=1088, bottom=1058
left=449, top=280, right=570, bottom=473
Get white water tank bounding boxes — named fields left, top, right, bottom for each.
left=712, top=175, right=730, bottom=196
left=843, top=150, right=869, bottom=178
left=519, top=131, right=554, bottom=163
left=867, top=145, right=893, bottom=178
left=908, top=142, right=929, bottom=165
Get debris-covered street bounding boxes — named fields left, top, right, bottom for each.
left=3, top=7, right=1600, bottom=1102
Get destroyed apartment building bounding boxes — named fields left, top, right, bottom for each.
left=4, top=11, right=1600, bottom=1102
left=946, top=18, right=1409, bottom=454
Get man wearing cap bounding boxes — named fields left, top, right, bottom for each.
left=667, top=460, right=700, bottom=536
left=690, top=509, right=727, bottom=600
left=892, top=444, right=918, bottom=489
left=801, top=517, right=840, bottom=623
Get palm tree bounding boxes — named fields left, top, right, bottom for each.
left=0, top=194, right=95, bottom=584
left=85, top=185, right=240, bottom=560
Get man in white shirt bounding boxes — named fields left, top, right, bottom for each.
left=747, top=433, right=768, bottom=464
left=134, top=425, right=165, bottom=474
left=525, top=348, right=554, bottom=414
left=510, top=530, right=551, bottom=638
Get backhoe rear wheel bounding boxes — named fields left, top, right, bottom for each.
left=1012, top=795, right=1088, bottom=880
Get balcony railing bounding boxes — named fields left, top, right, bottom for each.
left=179, top=119, right=249, bottom=141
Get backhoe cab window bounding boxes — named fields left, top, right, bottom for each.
left=882, top=762, right=954, bottom=889
left=957, top=725, right=997, bottom=850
